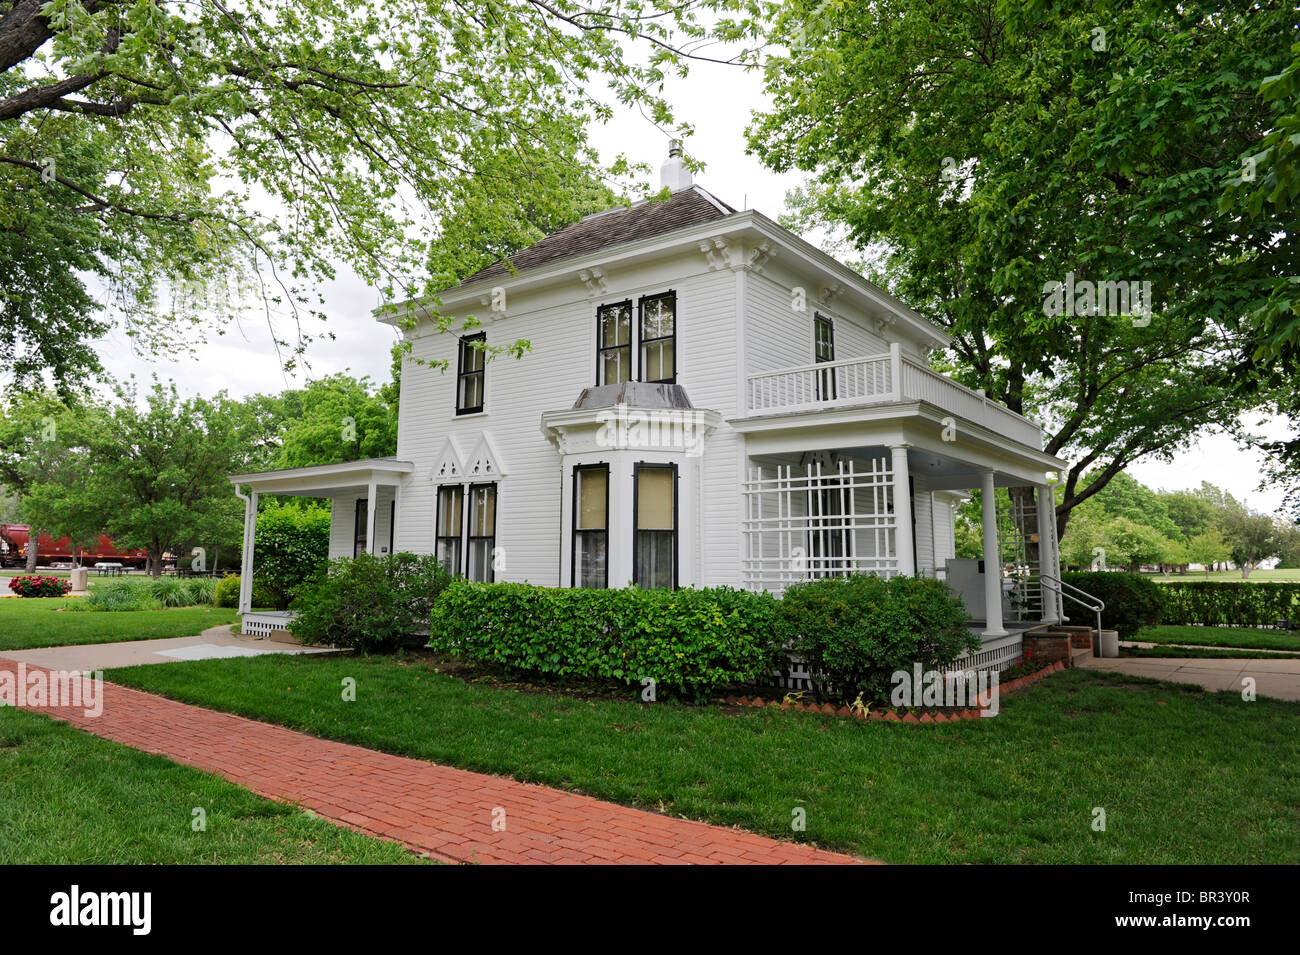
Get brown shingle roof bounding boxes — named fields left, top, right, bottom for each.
left=460, top=187, right=736, bottom=286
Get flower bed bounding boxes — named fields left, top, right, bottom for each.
left=724, top=659, right=1066, bottom=722
left=7, top=575, right=72, bottom=598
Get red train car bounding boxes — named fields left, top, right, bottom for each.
left=0, top=524, right=148, bottom=569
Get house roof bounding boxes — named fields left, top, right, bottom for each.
left=460, top=186, right=736, bottom=286
left=228, top=457, right=413, bottom=496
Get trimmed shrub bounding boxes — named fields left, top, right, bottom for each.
left=253, top=503, right=331, bottom=610
left=214, top=574, right=241, bottom=608
left=429, top=582, right=785, bottom=699
left=7, top=575, right=72, bottom=598
left=1061, top=571, right=1162, bottom=636
left=290, top=552, right=453, bottom=653
left=213, top=574, right=274, bottom=610
left=1156, top=582, right=1300, bottom=627
left=776, top=574, right=976, bottom=704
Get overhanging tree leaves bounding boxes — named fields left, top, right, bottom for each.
left=0, top=0, right=731, bottom=388
left=746, top=0, right=1296, bottom=536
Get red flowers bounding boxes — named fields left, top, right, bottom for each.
left=7, top=575, right=72, bottom=598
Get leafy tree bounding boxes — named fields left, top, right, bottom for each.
left=0, top=0, right=719, bottom=388
left=1217, top=507, right=1281, bottom=579
left=273, top=374, right=397, bottom=469
left=0, top=391, right=89, bottom=568
left=1186, top=529, right=1231, bottom=577
left=747, top=0, right=1294, bottom=537
left=1161, top=489, right=1217, bottom=541
left=30, top=381, right=247, bottom=575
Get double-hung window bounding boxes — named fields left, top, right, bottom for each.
left=814, top=313, right=836, bottom=401
left=435, top=485, right=464, bottom=575
left=457, top=333, right=486, bottom=414
left=634, top=463, right=677, bottom=589
left=573, top=465, right=609, bottom=588
left=465, top=483, right=497, bottom=583
left=639, top=292, right=676, bottom=384
left=596, top=302, right=632, bottom=385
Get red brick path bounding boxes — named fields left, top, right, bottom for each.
left=3, top=660, right=862, bottom=865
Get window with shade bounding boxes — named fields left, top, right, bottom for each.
left=639, top=292, right=676, bottom=384
left=634, top=463, right=676, bottom=589
left=573, top=465, right=608, bottom=588
left=435, top=485, right=463, bottom=575
left=465, top=483, right=497, bottom=583
left=596, top=301, right=632, bottom=385
left=457, top=333, right=486, bottom=414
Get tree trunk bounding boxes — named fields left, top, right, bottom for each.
left=24, top=529, right=39, bottom=572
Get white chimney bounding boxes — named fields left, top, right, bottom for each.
left=660, top=140, right=693, bottom=192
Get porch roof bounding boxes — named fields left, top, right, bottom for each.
left=227, top=457, right=413, bottom=497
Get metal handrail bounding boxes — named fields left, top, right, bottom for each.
left=1039, top=572, right=1105, bottom=634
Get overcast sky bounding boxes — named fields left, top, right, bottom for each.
left=92, top=51, right=1289, bottom=515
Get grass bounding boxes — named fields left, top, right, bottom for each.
left=1134, top=624, right=1300, bottom=652
left=1148, top=568, right=1300, bottom=583
left=0, top=707, right=423, bottom=864
left=110, top=653, right=1300, bottom=864
left=1121, top=646, right=1300, bottom=660
left=0, top=598, right=236, bottom=651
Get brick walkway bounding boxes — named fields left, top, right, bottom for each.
left=3, top=659, right=862, bottom=865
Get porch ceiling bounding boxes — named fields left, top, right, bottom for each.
left=227, top=457, right=412, bottom=496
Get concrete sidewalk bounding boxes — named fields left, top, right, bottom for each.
left=1078, top=655, right=1300, bottom=701
left=2, top=625, right=336, bottom=672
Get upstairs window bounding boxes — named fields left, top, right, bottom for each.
left=457, top=333, right=486, bottom=414
left=814, top=313, right=836, bottom=400
left=435, top=485, right=464, bottom=575
left=639, top=292, right=676, bottom=384
left=465, top=483, right=498, bottom=583
left=596, top=301, right=632, bottom=385
left=573, top=465, right=609, bottom=588
left=634, top=463, right=676, bottom=589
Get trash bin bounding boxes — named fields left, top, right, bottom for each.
left=1098, top=629, right=1120, bottom=658
left=69, top=567, right=89, bottom=594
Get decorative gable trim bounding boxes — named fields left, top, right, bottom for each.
left=430, top=437, right=466, bottom=483
left=465, top=433, right=507, bottom=480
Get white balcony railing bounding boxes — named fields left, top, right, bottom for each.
left=745, top=344, right=1043, bottom=448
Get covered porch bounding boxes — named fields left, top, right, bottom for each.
left=732, top=396, right=1068, bottom=660
left=227, top=457, right=412, bottom=634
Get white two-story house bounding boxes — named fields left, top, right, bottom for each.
left=230, top=146, right=1070, bottom=670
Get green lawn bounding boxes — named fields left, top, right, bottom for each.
left=1134, top=624, right=1300, bottom=652
left=110, top=654, right=1300, bottom=864
left=0, top=707, right=423, bottom=864
left=1149, top=568, right=1300, bottom=582
left=0, top=598, right=237, bottom=651
left=1121, top=646, right=1300, bottom=660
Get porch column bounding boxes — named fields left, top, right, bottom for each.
left=365, top=480, right=378, bottom=555
left=890, top=445, right=915, bottom=576
left=979, top=468, right=1008, bottom=637
left=1036, top=482, right=1061, bottom=623
left=238, top=488, right=258, bottom=615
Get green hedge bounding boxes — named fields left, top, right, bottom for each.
left=776, top=574, right=976, bottom=704
left=1156, top=582, right=1300, bottom=628
left=428, top=582, right=784, bottom=699
left=1061, top=571, right=1162, bottom=637
left=214, top=573, right=275, bottom=610
left=253, top=503, right=331, bottom=610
